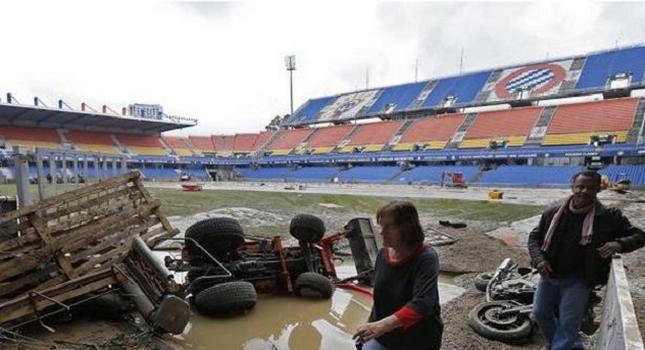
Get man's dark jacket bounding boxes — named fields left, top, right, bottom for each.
left=528, top=201, right=645, bottom=286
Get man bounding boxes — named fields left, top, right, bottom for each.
left=528, top=170, right=645, bottom=350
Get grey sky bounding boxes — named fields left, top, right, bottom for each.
left=1, top=1, right=644, bottom=136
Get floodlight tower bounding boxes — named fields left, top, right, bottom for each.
left=285, top=55, right=296, bottom=116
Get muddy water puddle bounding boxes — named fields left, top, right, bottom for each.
left=171, top=289, right=371, bottom=350
left=167, top=263, right=464, bottom=350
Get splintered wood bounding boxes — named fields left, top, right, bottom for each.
left=0, top=171, right=178, bottom=326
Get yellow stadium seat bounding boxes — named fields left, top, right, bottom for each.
left=425, top=141, right=448, bottom=149
left=392, top=143, right=414, bottom=151
left=128, top=146, right=167, bottom=156
left=458, top=138, right=491, bottom=149
left=8, top=140, right=61, bottom=150
left=363, top=144, right=385, bottom=152
left=174, top=149, right=194, bottom=156
left=311, top=146, right=334, bottom=154
left=506, top=136, right=527, bottom=147
left=270, top=149, right=292, bottom=156
left=74, top=144, right=119, bottom=154
left=542, top=131, right=628, bottom=146
left=338, top=145, right=357, bottom=153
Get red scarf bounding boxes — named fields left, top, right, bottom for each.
left=541, top=195, right=596, bottom=252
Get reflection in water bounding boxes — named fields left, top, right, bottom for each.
left=174, top=289, right=371, bottom=350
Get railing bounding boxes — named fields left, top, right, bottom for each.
left=595, top=256, right=644, bottom=350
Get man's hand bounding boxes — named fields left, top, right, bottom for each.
left=597, top=241, right=622, bottom=258
left=353, top=316, right=401, bottom=343
left=536, top=261, right=552, bottom=277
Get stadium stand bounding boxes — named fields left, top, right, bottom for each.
left=0, top=126, right=61, bottom=150
left=66, top=130, right=118, bottom=154
left=420, top=71, right=492, bottom=108
left=393, top=114, right=466, bottom=151
left=189, top=136, right=216, bottom=155
left=304, top=124, right=356, bottom=154
left=288, top=166, right=341, bottom=182
left=235, top=166, right=293, bottom=180
left=366, top=82, right=428, bottom=115
left=231, top=133, right=258, bottom=154
left=459, top=107, right=542, bottom=148
left=599, top=164, right=645, bottom=187
left=337, top=165, right=402, bottom=183
left=264, top=128, right=314, bottom=155
left=543, top=98, right=639, bottom=145
left=116, top=134, right=168, bottom=156
left=478, top=165, right=582, bottom=187
left=575, top=46, right=645, bottom=90
left=162, top=136, right=195, bottom=156
left=339, top=121, right=403, bottom=153
left=395, top=165, right=480, bottom=184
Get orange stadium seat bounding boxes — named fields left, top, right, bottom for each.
left=341, top=120, right=403, bottom=152
left=0, top=126, right=61, bottom=150
left=459, top=107, right=542, bottom=148
left=394, top=114, right=466, bottom=151
left=305, top=124, right=355, bottom=154
left=189, top=136, right=216, bottom=155
left=233, top=133, right=259, bottom=153
left=66, top=130, right=119, bottom=154
left=162, top=136, right=195, bottom=156
left=265, top=128, right=314, bottom=155
left=543, top=98, right=638, bottom=145
left=116, top=134, right=168, bottom=156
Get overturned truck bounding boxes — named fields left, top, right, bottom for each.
left=0, top=172, right=190, bottom=335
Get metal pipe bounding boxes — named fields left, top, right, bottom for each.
left=12, top=150, right=32, bottom=207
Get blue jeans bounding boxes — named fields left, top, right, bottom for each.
left=361, top=339, right=392, bottom=350
left=532, top=276, right=591, bottom=350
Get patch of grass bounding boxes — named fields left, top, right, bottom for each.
left=147, top=188, right=543, bottom=223
left=0, top=183, right=544, bottom=224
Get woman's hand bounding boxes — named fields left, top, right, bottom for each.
left=353, top=316, right=402, bottom=343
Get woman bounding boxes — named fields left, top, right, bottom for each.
left=353, top=200, right=443, bottom=350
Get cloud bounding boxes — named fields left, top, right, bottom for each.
left=0, top=1, right=643, bottom=136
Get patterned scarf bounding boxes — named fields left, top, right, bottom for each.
left=541, top=195, right=596, bottom=252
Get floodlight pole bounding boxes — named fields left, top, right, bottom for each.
left=285, top=55, right=296, bottom=116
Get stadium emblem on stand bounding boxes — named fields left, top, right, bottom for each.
left=493, top=62, right=568, bottom=99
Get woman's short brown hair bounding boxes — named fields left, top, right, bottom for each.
left=376, top=200, right=425, bottom=247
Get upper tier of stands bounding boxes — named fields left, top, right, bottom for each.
left=305, top=124, right=355, bottom=154
left=460, top=107, right=542, bottom=148
left=286, top=45, right=645, bottom=126
left=543, top=98, right=638, bottom=145
left=265, top=128, right=314, bottom=155
left=189, top=136, right=216, bottom=155
left=66, top=130, right=118, bottom=154
left=340, top=121, right=403, bottom=152
left=395, top=114, right=466, bottom=150
left=116, top=134, right=167, bottom=156
left=162, top=136, right=195, bottom=156
left=0, top=126, right=61, bottom=149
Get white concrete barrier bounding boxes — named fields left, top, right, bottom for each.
left=595, top=256, right=644, bottom=350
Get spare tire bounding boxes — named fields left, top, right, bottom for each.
left=194, top=281, right=257, bottom=316
left=295, top=272, right=333, bottom=299
left=474, top=272, right=494, bottom=292
left=185, top=217, right=245, bottom=258
left=467, top=301, right=532, bottom=341
left=289, top=214, right=325, bottom=242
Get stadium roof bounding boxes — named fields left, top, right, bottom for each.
left=0, top=101, right=196, bottom=134
left=286, top=44, right=645, bottom=127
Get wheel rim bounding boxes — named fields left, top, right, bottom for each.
left=478, top=303, right=527, bottom=330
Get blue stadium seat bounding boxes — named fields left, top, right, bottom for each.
left=288, top=96, right=336, bottom=125
left=599, top=164, right=645, bottom=187
left=366, top=82, right=427, bottom=115
left=478, top=165, right=582, bottom=187
left=420, top=71, right=492, bottom=108
left=236, top=167, right=293, bottom=181
left=337, top=166, right=401, bottom=183
left=286, top=167, right=340, bottom=182
left=395, top=166, right=479, bottom=184
left=576, top=46, right=645, bottom=90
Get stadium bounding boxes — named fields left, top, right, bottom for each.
left=1, top=11, right=645, bottom=350
left=2, top=46, right=644, bottom=188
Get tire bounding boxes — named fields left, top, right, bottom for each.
left=468, top=301, right=532, bottom=341
left=289, top=214, right=325, bottom=242
left=295, top=272, right=333, bottom=298
left=194, top=281, right=257, bottom=316
left=474, top=272, right=494, bottom=292
left=185, top=217, right=245, bottom=258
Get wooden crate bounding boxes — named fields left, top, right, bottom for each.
left=0, top=171, right=178, bottom=325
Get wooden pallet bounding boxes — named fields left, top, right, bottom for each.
left=0, top=171, right=178, bottom=325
